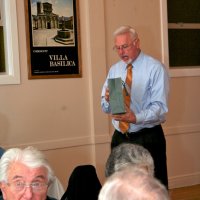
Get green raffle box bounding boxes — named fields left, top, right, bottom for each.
left=108, top=78, right=126, bottom=114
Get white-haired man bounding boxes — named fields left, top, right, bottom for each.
left=101, top=25, right=169, bottom=188
left=0, top=146, right=57, bottom=200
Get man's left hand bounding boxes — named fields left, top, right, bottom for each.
left=111, top=105, right=136, bottom=124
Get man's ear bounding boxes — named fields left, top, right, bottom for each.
left=0, top=182, right=7, bottom=199
left=134, top=38, right=140, bottom=49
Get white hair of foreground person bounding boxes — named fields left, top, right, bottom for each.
left=99, top=166, right=170, bottom=200
left=0, top=146, right=54, bottom=184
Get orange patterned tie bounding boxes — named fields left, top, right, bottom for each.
left=119, top=63, right=132, bottom=133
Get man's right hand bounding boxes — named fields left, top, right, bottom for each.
left=105, top=88, right=110, bottom=102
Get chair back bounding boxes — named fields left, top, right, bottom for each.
left=61, top=165, right=102, bottom=200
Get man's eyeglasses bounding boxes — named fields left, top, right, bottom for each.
left=113, top=39, right=138, bottom=52
left=6, top=181, right=48, bottom=193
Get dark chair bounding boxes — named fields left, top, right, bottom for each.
left=61, top=165, right=102, bottom=200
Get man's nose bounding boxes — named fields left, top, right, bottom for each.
left=118, top=48, right=125, bottom=55
left=22, top=186, right=33, bottom=199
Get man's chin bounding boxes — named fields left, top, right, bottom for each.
left=121, top=57, right=131, bottom=63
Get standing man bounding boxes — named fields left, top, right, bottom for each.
left=101, top=25, right=169, bottom=188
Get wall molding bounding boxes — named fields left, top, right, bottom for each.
left=169, top=172, right=200, bottom=189
left=3, top=134, right=111, bottom=151
left=163, top=123, right=200, bottom=136
left=3, top=124, right=200, bottom=150
left=4, top=136, right=93, bottom=151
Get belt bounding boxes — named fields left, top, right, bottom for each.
left=124, top=130, right=143, bottom=139
left=117, top=125, right=161, bottom=139
left=115, top=129, right=144, bottom=139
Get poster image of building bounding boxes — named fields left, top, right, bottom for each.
left=30, top=0, right=75, bottom=47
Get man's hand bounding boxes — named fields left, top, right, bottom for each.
left=105, top=88, right=110, bottom=102
left=111, top=105, right=136, bottom=124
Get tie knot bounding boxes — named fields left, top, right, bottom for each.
left=127, top=63, right=132, bottom=70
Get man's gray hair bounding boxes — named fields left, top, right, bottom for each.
left=99, top=166, right=169, bottom=200
left=0, top=146, right=54, bottom=184
left=105, top=143, right=154, bottom=177
left=113, top=25, right=138, bottom=40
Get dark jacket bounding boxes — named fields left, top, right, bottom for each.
left=61, top=165, right=101, bottom=200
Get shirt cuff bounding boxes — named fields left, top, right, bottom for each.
left=101, top=98, right=111, bottom=113
left=135, top=112, right=144, bottom=124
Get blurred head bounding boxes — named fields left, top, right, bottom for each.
left=105, top=143, right=154, bottom=177
left=113, top=25, right=141, bottom=64
left=99, top=166, right=169, bottom=200
left=0, top=146, right=54, bottom=200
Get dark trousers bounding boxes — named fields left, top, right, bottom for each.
left=111, top=125, right=168, bottom=189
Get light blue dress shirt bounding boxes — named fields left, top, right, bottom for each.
left=101, top=51, right=169, bottom=132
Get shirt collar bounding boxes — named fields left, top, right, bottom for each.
left=132, top=51, right=143, bottom=69
left=121, top=51, right=143, bottom=71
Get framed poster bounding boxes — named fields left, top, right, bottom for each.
left=25, top=0, right=82, bottom=79
left=0, top=0, right=20, bottom=85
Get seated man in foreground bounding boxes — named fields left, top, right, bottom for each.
left=0, top=146, right=57, bottom=200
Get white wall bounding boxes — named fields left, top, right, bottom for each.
left=0, top=0, right=199, bottom=189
